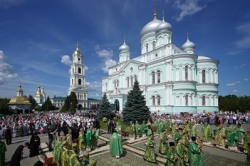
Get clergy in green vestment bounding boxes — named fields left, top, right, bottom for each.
left=201, top=123, right=212, bottom=142
left=228, top=129, right=239, bottom=147
left=159, top=129, right=168, bottom=155
left=157, top=121, right=164, bottom=134
left=183, top=121, right=190, bottom=136
left=109, top=130, right=123, bottom=158
left=67, top=150, right=80, bottom=166
left=236, top=123, right=245, bottom=145
left=143, top=134, right=157, bottom=163
left=91, top=129, right=100, bottom=148
left=214, top=124, right=226, bottom=147
left=141, top=121, right=147, bottom=136
left=115, top=122, right=121, bottom=136
left=171, top=122, right=178, bottom=136
left=146, top=125, right=153, bottom=137
left=225, top=124, right=233, bottom=141
left=78, top=131, right=85, bottom=154
left=244, top=143, right=250, bottom=166
left=174, top=128, right=183, bottom=145
left=165, top=142, right=177, bottom=166
left=0, top=138, right=7, bottom=166
left=86, top=127, right=93, bottom=150
left=188, top=137, right=203, bottom=166
left=191, top=124, right=197, bottom=138
left=135, top=121, right=142, bottom=138
left=244, top=128, right=250, bottom=151
left=176, top=138, right=185, bottom=166
left=53, top=137, right=63, bottom=163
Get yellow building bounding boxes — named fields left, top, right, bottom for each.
left=8, top=84, right=31, bottom=113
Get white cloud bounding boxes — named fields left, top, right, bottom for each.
left=226, top=81, right=240, bottom=86
left=235, top=22, right=250, bottom=48
left=233, top=89, right=238, bottom=92
left=244, top=78, right=248, bottom=81
left=95, top=45, right=116, bottom=73
left=0, top=50, right=18, bottom=85
left=61, top=55, right=72, bottom=66
left=234, top=64, right=246, bottom=69
left=85, top=65, right=88, bottom=71
left=102, top=59, right=117, bottom=73
left=172, top=0, right=206, bottom=21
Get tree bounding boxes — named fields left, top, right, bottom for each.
left=61, top=96, right=70, bottom=112
left=0, top=98, right=11, bottom=114
left=41, top=96, right=55, bottom=111
left=28, top=95, right=37, bottom=111
left=122, top=80, right=150, bottom=124
left=97, top=93, right=114, bottom=119
left=69, top=92, right=78, bottom=113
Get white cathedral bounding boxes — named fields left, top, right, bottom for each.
left=102, top=11, right=219, bottom=114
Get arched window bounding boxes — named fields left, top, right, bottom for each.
left=78, top=79, right=82, bottom=85
left=157, top=70, right=161, bottom=83
left=117, top=80, right=119, bottom=87
left=202, top=70, right=206, bottom=83
left=185, top=95, right=188, bottom=106
left=152, top=96, right=155, bottom=105
left=114, top=80, right=116, bottom=88
left=131, top=76, right=133, bottom=86
left=152, top=71, right=155, bottom=84
left=146, top=43, right=148, bottom=53
left=202, top=96, right=206, bottom=106
left=78, top=67, right=81, bottom=73
left=71, top=79, right=73, bottom=85
left=127, top=77, right=129, bottom=87
left=185, top=65, right=188, bottom=80
left=153, top=41, right=156, bottom=50
left=157, top=95, right=161, bottom=105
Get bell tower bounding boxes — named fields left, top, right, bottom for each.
left=68, top=43, right=88, bottom=108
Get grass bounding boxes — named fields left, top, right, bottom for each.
left=100, top=118, right=130, bottom=132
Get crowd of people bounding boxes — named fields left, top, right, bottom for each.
left=0, top=111, right=249, bottom=166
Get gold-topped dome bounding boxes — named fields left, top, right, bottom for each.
left=74, top=42, right=82, bottom=55
left=9, top=96, right=31, bottom=105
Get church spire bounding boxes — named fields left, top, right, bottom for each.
left=153, top=3, right=157, bottom=19
left=76, top=41, right=80, bottom=50
left=123, top=34, right=126, bottom=44
left=162, top=9, right=165, bottom=21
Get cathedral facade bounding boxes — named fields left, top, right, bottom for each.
left=68, top=44, right=88, bottom=108
left=102, top=12, right=219, bottom=114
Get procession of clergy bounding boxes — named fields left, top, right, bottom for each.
left=44, top=119, right=249, bottom=166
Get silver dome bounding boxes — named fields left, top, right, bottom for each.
left=156, top=19, right=172, bottom=33
left=141, top=18, right=162, bottom=36
left=182, top=38, right=195, bottom=50
left=119, top=42, right=130, bottom=52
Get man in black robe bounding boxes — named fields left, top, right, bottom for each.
left=5, top=126, right=12, bottom=145
left=29, top=132, right=41, bottom=157
left=10, top=142, right=30, bottom=166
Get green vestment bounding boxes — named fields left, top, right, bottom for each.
left=176, top=142, right=185, bottom=166
left=165, top=147, right=177, bottom=166
left=202, top=125, right=212, bottom=142
left=228, top=131, right=239, bottom=146
left=109, top=132, right=123, bottom=157
left=78, top=132, right=85, bottom=151
left=157, top=122, right=164, bottom=134
left=0, top=141, right=7, bottom=166
left=143, top=136, right=157, bottom=163
left=174, top=132, right=183, bottom=145
left=191, top=125, right=197, bottom=138
left=86, top=129, right=92, bottom=148
left=188, top=142, right=203, bottom=166
left=159, top=132, right=168, bottom=154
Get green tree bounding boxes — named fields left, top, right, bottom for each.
left=28, top=95, right=37, bottom=111
left=69, top=92, right=78, bottom=113
left=97, top=93, right=114, bottom=119
left=61, top=96, right=70, bottom=112
left=0, top=98, right=11, bottom=114
left=41, top=96, right=55, bottom=111
left=122, top=80, right=150, bottom=124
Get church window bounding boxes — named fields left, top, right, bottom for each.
left=152, top=71, right=155, bottom=84
left=146, top=43, right=148, bottom=53
left=131, top=76, right=133, bottom=86
left=157, top=95, right=160, bottom=105
left=202, top=70, right=206, bottom=83
left=78, top=67, right=81, bottom=74
left=78, top=58, right=80, bottom=61
left=157, top=70, right=160, bottom=83
left=202, top=96, right=206, bottom=106
left=117, top=80, right=119, bottom=87
left=153, top=41, right=156, bottom=50
left=185, top=95, right=188, bottom=106
left=135, top=75, right=137, bottom=82
left=127, top=77, right=129, bottom=87
left=114, top=80, right=116, bottom=88
left=152, top=96, right=155, bottom=105
left=185, top=65, right=188, bottom=80
left=78, top=79, right=82, bottom=85
left=72, top=68, right=74, bottom=73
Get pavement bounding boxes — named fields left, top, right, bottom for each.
left=2, top=124, right=248, bottom=166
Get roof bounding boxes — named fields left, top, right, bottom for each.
left=8, top=96, right=31, bottom=105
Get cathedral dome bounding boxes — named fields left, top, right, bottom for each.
left=119, top=41, right=130, bottom=53
left=182, top=38, right=195, bottom=50
left=141, top=14, right=162, bottom=37
left=156, top=18, right=172, bottom=33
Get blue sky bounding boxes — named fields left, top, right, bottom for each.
left=0, top=0, right=250, bottom=99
